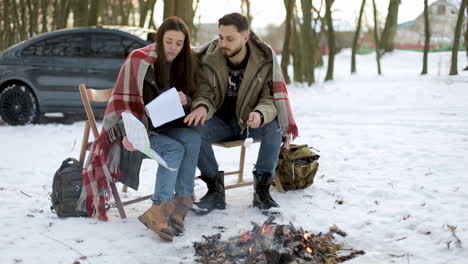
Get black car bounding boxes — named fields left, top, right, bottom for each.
left=0, top=27, right=153, bottom=125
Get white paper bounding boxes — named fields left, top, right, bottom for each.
left=121, top=112, right=176, bottom=171
left=145, top=87, right=185, bottom=128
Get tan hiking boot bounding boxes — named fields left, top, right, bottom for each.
left=138, top=202, right=174, bottom=241
left=167, top=195, right=193, bottom=234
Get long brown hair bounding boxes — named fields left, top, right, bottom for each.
left=154, top=16, right=198, bottom=96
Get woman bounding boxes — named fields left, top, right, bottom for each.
left=79, top=17, right=200, bottom=242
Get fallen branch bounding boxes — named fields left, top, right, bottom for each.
left=40, top=232, right=92, bottom=264
left=20, top=191, right=32, bottom=198
left=448, top=225, right=462, bottom=248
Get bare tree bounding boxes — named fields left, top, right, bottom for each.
left=351, top=0, right=366, bottom=74
left=464, top=3, right=468, bottom=71
left=449, top=0, right=467, bottom=75
left=380, top=0, right=400, bottom=53
left=163, top=0, right=195, bottom=33
left=299, top=0, right=315, bottom=85
left=241, top=0, right=252, bottom=25
left=73, top=0, right=89, bottom=27
left=281, top=0, right=295, bottom=84
left=324, top=0, right=335, bottom=81
left=89, top=0, right=103, bottom=26
left=372, top=0, right=382, bottom=75
left=421, top=0, right=430, bottom=75
left=292, top=10, right=304, bottom=83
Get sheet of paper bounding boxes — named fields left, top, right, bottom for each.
left=121, top=112, right=176, bottom=171
left=145, top=87, right=185, bottom=128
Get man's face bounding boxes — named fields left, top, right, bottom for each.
left=218, top=25, right=248, bottom=58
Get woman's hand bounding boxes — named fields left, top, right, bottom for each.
left=122, top=136, right=137, bottom=151
left=178, top=91, right=187, bottom=106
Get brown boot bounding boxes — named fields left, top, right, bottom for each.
left=167, top=195, right=193, bottom=234
left=138, top=202, right=174, bottom=241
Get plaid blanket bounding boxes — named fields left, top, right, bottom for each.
left=78, top=43, right=157, bottom=221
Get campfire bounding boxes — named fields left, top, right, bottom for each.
left=193, top=217, right=364, bottom=264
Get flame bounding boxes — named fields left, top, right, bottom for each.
left=262, top=224, right=272, bottom=235
left=304, top=232, right=313, bottom=240
left=306, top=247, right=313, bottom=254
left=240, top=231, right=254, bottom=243
left=249, top=246, right=253, bottom=254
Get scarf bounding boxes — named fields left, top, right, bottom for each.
left=78, top=43, right=157, bottom=221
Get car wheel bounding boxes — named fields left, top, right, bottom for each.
left=0, top=83, right=40, bottom=125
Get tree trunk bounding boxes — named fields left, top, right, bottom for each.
left=380, top=0, right=400, bottom=53
left=464, top=2, right=468, bottom=71
left=163, top=0, right=194, bottom=33
left=148, top=0, right=158, bottom=29
left=73, top=0, right=88, bottom=27
left=351, top=0, right=366, bottom=74
left=292, top=12, right=304, bottom=83
left=41, top=0, right=49, bottom=33
left=324, top=0, right=335, bottom=81
left=241, top=0, right=253, bottom=25
left=421, top=0, right=430, bottom=75
left=300, top=0, right=315, bottom=85
left=89, top=0, right=103, bottom=26
left=449, top=0, right=467, bottom=75
left=281, top=0, right=295, bottom=84
left=372, top=0, right=382, bottom=75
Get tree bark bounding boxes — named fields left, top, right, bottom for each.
left=324, top=0, right=335, bottom=81
left=41, top=0, right=49, bottom=33
left=300, top=0, right=315, bottom=85
left=241, top=0, right=253, bottom=25
left=351, top=0, right=366, bottom=74
left=372, top=0, right=382, bottom=75
left=449, top=0, right=467, bottom=75
left=292, top=12, right=304, bottom=83
left=73, top=0, right=88, bottom=27
left=163, top=0, right=194, bottom=33
left=464, top=3, right=468, bottom=71
left=89, top=0, right=103, bottom=26
left=421, top=0, right=430, bottom=75
left=380, top=0, right=400, bottom=53
left=281, top=0, right=295, bottom=84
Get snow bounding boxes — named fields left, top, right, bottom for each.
left=1, top=50, right=467, bottom=264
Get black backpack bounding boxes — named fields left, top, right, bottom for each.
left=50, top=158, right=88, bottom=217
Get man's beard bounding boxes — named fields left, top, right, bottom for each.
left=222, top=45, right=242, bottom=58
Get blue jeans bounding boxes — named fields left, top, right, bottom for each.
left=148, top=127, right=201, bottom=203
left=195, top=117, right=282, bottom=178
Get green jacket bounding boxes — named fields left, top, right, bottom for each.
left=192, top=38, right=277, bottom=131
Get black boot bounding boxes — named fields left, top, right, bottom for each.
left=253, top=171, right=280, bottom=215
left=193, top=171, right=226, bottom=215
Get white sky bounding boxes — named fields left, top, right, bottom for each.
left=154, top=0, right=441, bottom=29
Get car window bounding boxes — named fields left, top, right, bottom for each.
left=22, top=33, right=87, bottom=57
left=91, top=33, right=143, bottom=58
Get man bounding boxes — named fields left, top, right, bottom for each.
left=184, top=13, right=297, bottom=215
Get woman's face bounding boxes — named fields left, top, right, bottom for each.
left=163, top=30, right=185, bottom=62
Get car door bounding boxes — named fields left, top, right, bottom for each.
left=87, top=32, right=145, bottom=91
left=21, top=32, right=88, bottom=111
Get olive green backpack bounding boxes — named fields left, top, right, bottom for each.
left=274, top=144, right=320, bottom=191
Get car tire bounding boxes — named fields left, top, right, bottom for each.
left=0, top=83, right=40, bottom=125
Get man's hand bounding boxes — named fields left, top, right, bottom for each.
left=122, top=136, right=137, bottom=151
left=246, top=112, right=261, bottom=128
left=184, top=106, right=207, bottom=126
left=178, top=91, right=187, bottom=106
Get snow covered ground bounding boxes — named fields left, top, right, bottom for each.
left=1, top=50, right=467, bottom=264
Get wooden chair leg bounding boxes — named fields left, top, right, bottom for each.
left=238, top=145, right=246, bottom=183
left=122, top=184, right=128, bottom=193
left=79, top=121, right=90, bottom=166
left=110, top=182, right=127, bottom=219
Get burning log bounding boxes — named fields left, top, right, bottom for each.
left=193, top=217, right=364, bottom=264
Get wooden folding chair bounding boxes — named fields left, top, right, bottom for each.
left=78, top=83, right=151, bottom=219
